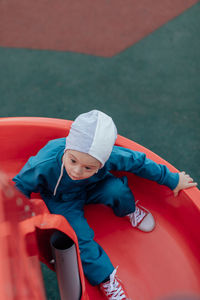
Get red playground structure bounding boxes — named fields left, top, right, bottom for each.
left=0, top=117, right=200, bottom=300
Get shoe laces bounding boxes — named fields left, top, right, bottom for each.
left=101, top=267, right=128, bottom=300
left=129, top=201, right=147, bottom=227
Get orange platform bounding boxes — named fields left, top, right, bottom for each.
left=0, top=0, right=198, bottom=56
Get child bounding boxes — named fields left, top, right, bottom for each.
left=13, top=110, right=197, bottom=300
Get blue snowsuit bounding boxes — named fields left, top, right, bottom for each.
left=13, top=138, right=179, bottom=285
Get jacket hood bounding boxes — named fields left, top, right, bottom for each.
left=65, top=110, right=117, bottom=167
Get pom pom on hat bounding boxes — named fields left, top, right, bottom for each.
left=65, top=110, right=117, bottom=166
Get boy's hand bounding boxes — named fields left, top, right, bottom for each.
left=173, top=171, right=197, bottom=196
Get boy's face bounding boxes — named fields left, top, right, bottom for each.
left=63, top=150, right=101, bottom=180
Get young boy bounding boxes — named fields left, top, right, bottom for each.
left=13, top=110, right=197, bottom=300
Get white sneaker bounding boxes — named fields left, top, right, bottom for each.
left=100, top=267, right=130, bottom=300
left=128, top=202, right=155, bottom=232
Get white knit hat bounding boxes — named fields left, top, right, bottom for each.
left=65, top=110, right=117, bottom=166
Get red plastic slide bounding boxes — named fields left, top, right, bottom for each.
left=0, top=117, right=200, bottom=300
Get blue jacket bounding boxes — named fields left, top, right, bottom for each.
left=13, top=138, right=179, bottom=201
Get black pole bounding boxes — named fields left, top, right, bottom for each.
left=50, top=231, right=81, bottom=300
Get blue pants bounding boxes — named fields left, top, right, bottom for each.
left=47, top=174, right=135, bottom=286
